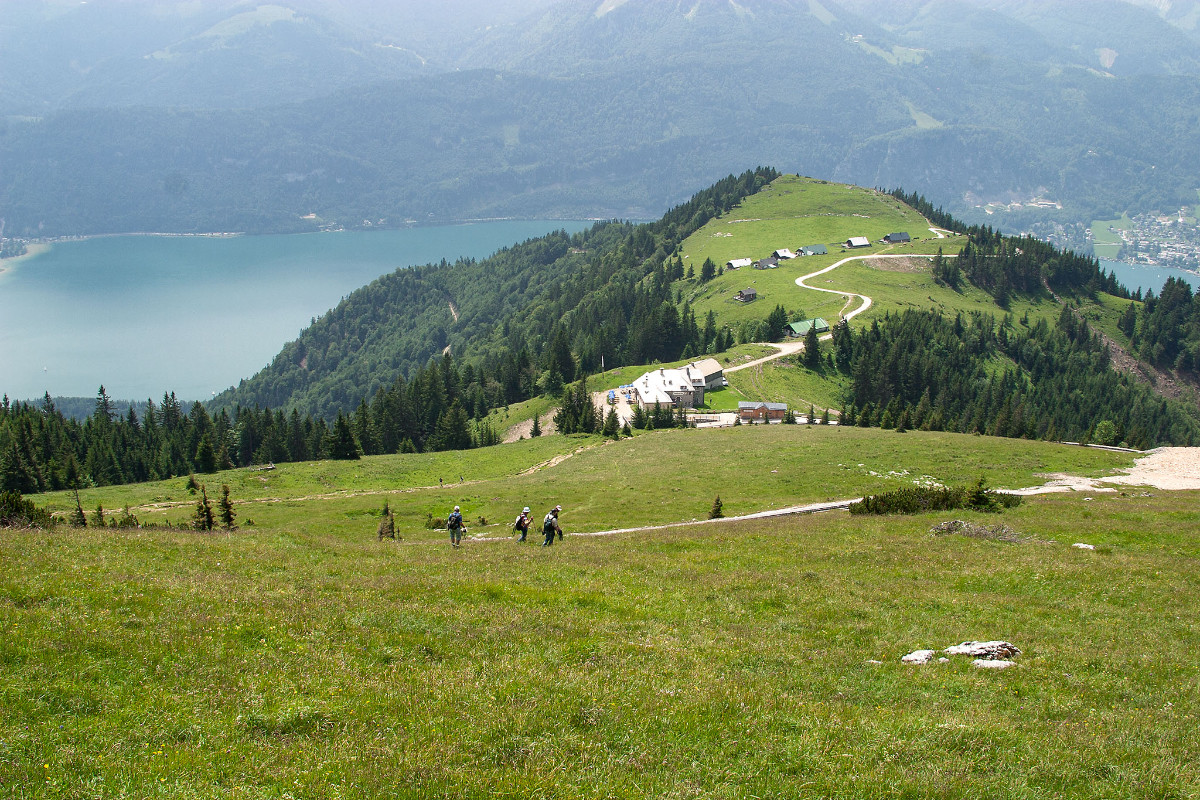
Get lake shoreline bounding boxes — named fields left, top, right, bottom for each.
left=1, top=220, right=593, bottom=401
left=0, top=242, right=52, bottom=274
left=17, top=216, right=603, bottom=247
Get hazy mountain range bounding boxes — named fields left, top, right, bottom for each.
left=2, top=0, right=1199, bottom=237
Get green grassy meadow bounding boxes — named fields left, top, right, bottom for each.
left=674, top=176, right=967, bottom=329
left=1090, top=216, right=1132, bottom=260
left=3, top=427, right=1199, bottom=798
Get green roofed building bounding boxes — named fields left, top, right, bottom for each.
left=788, top=318, right=830, bottom=337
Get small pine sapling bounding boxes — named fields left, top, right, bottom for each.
left=219, top=484, right=236, bottom=530
left=70, top=489, right=87, bottom=528
left=192, top=486, right=215, bottom=531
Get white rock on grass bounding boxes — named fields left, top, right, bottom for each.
left=943, top=641, right=1021, bottom=660
left=1072, top=543, right=1096, bottom=550
left=901, top=650, right=937, bottom=664
left=973, top=659, right=1016, bottom=670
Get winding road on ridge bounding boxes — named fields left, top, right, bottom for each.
left=726, top=251, right=956, bottom=373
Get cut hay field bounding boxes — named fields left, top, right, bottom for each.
left=3, top=427, right=1198, bottom=798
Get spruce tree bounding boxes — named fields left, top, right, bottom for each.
left=195, top=433, right=217, bottom=473
left=709, top=495, right=724, bottom=519
left=530, top=414, right=542, bottom=438
left=328, top=413, right=361, bottom=459
left=377, top=500, right=396, bottom=540
left=602, top=406, right=620, bottom=439
left=218, top=484, right=236, bottom=530
left=803, top=325, right=821, bottom=369
left=70, top=490, right=87, bottom=528
left=192, top=486, right=215, bottom=531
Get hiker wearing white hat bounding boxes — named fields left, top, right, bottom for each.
left=541, top=505, right=563, bottom=547
left=513, top=506, right=532, bottom=542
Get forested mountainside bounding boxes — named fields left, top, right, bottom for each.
left=4, top=171, right=1200, bottom=493
left=212, top=169, right=778, bottom=418
left=4, top=1, right=1200, bottom=237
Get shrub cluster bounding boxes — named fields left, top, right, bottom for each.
left=0, top=490, right=54, bottom=528
left=849, top=478, right=1021, bottom=516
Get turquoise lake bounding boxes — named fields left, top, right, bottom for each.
left=0, top=222, right=589, bottom=402
left=1102, top=258, right=1200, bottom=296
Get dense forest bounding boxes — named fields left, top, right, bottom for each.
left=212, top=168, right=776, bottom=419
left=1122, top=277, right=1200, bottom=374
left=0, top=353, right=512, bottom=493
left=832, top=309, right=1200, bottom=449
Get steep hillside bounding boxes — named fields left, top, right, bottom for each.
left=211, top=169, right=780, bottom=418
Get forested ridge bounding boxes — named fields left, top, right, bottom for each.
left=213, top=168, right=777, bottom=418
left=5, top=171, right=1200, bottom=493
left=833, top=309, right=1199, bottom=449
left=0, top=169, right=777, bottom=491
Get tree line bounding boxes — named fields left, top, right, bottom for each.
left=1119, top=276, right=1200, bottom=374
left=832, top=308, right=1200, bottom=449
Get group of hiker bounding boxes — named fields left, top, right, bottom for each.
left=446, top=503, right=563, bottom=548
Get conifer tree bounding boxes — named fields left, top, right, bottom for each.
left=766, top=304, right=788, bottom=342
left=218, top=484, right=236, bottom=530
left=430, top=402, right=473, bottom=452
left=328, top=412, right=362, bottom=459
left=803, top=324, right=821, bottom=369
left=192, top=485, right=215, bottom=531
left=530, top=414, right=542, bottom=437
left=709, top=495, right=724, bottom=519
left=602, top=406, right=620, bottom=439
left=70, top=490, right=87, bottom=528
left=195, top=433, right=216, bottom=474
left=377, top=500, right=396, bottom=540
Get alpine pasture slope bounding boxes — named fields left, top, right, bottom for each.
left=6, top=175, right=1200, bottom=796
left=5, top=427, right=1200, bottom=797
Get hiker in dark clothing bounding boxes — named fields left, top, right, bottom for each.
left=541, top=505, right=562, bottom=547
left=513, top=507, right=532, bottom=542
left=447, top=505, right=466, bottom=548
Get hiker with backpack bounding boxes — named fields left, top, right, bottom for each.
left=513, top=506, right=532, bottom=542
left=541, top=505, right=563, bottom=547
left=447, top=505, right=466, bottom=548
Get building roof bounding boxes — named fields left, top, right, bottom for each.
left=788, top=318, right=830, bottom=335
left=884, top=231, right=911, bottom=243
left=738, top=401, right=788, bottom=411
left=800, top=244, right=829, bottom=256
left=686, top=358, right=723, bottom=380
left=754, top=257, right=779, bottom=269
left=738, top=287, right=757, bottom=296
left=726, top=258, right=753, bottom=269
left=846, top=236, right=870, bottom=248
left=772, top=248, right=796, bottom=259
left=633, top=366, right=703, bottom=406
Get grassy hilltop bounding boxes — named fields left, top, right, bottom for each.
left=4, top=428, right=1200, bottom=797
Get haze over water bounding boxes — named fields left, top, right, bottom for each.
left=0, top=222, right=589, bottom=402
